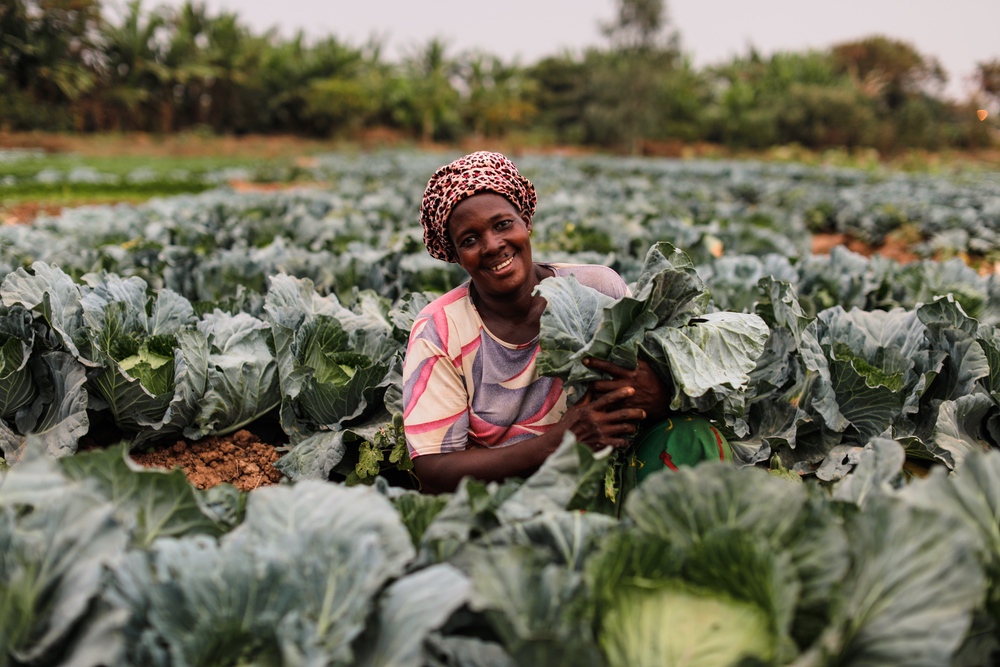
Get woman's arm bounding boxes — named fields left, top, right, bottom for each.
left=413, top=386, right=645, bottom=494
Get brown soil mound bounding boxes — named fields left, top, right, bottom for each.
left=811, top=232, right=920, bottom=264
left=3, top=202, right=64, bottom=225
left=131, top=429, right=284, bottom=491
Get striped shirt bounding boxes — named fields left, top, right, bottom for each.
left=402, top=264, right=628, bottom=459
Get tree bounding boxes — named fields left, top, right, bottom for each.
left=588, top=0, right=682, bottom=153
left=831, top=35, right=946, bottom=111
left=156, top=1, right=224, bottom=132
left=398, top=38, right=460, bottom=142
left=0, top=0, right=102, bottom=130
left=249, top=33, right=365, bottom=134
left=977, top=59, right=1000, bottom=105
left=601, top=0, right=674, bottom=53
left=97, top=0, right=169, bottom=130
left=701, top=49, right=868, bottom=149
left=457, top=52, right=535, bottom=139
left=527, top=54, right=593, bottom=144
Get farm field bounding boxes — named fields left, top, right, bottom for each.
left=3, top=143, right=1000, bottom=665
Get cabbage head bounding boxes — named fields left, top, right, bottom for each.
left=81, top=276, right=205, bottom=444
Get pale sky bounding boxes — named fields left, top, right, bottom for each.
left=148, top=0, right=999, bottom=101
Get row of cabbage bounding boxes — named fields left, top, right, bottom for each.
left=4, top=241, right=1000, bottom=491
left=4, top=427, right=1000, bottom=666
left=2, top=150, right=1000, bottom=480
left=531, top=242, right=1000, bottom=484
left=0, top=262, right=427, bottom=484
left=2, top=152, right=999, bottom=306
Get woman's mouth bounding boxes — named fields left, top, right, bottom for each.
left=491, top=256, right=514, bottom=272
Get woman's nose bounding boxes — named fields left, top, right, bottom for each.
left=482, top=230, right=504, bottom=254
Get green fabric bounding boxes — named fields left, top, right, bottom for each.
left=630, top=414, right=732, bottom=484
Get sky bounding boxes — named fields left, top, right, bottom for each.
left=148, top=0, right=999, bottom=101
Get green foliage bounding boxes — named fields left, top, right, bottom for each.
left=0, top=2, right=987, bottom=150
left=5, top=397, right=1000, bottom=665
left=979, top=58, right=1000, bottom=103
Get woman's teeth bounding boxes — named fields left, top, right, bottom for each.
left=492, top=256, right=514, bottom=272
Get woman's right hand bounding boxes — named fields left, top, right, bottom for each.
left=560, top=386, right=646, bottom=451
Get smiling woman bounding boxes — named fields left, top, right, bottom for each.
left=402, top=151, right=671, bottom=493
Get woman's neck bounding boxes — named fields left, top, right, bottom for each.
left=470, top=263, right=553, bottom=344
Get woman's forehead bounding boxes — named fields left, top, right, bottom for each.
left=448, top=192, right=520, bottom=227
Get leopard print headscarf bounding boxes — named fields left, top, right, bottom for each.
left=419, top=151, right=537, bottom=263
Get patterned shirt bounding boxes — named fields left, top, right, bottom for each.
left=402, top=264, right=628, bottom=459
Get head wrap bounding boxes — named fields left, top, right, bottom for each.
left=419, top=151, right=537, bottom=263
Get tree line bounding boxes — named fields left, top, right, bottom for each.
left=2, top=0, right=999, bottom=153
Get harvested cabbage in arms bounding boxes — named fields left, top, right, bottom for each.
left=535, top=243, right=769, bottom=436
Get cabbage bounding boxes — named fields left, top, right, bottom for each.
left=80, top=275, right=206, bottom=445
left=536, top=242, right=769, bottom=434
left=264, top=275, right=402, bottom=480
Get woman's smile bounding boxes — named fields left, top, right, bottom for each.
left=491, top=255, right=515, bottom=273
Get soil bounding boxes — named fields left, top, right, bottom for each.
left=811, top=232, right=921, bottom=264
left=130, top=430, right=285, bottom=491
left=2, top=202, right=65, bottom=226
left=228, top=179, right=328, bottom=193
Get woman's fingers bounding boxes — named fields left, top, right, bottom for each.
left=600, top=438, right=630, bottom=450
left=590, top=385, right=634, bottom=407
left=584, top=356, right=629, bottom=377
left=616, top=408, right=647, bottom=424
left=587, top=357, right=671, bottom=421
left=585, top=388, right=647, bottom=424
left=586, top=357, right=642, bottom=395
left=565, top=385, right=648, bottom=450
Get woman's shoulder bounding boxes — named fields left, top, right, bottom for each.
left=547, top=263, right=628, bottom=299
left=416, top=283, right=472, bottom=320
left=409, top=283, right=481, bottom=352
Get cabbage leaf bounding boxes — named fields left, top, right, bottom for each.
left=536, top=243, right=768, bottom=428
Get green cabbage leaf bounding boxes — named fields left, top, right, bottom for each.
left=185, top=310, right=280, bottom=438
left=536, top=243, right=768, bottom=432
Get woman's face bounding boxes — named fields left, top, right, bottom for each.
left=447, top=192, right=535, bottom=300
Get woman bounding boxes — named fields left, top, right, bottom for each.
left=402, top=151, right=672, bottom=493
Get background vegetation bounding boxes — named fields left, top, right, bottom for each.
left=2, top=0, right=999, bottom=154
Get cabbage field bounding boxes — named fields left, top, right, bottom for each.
left=3, top=150, right=1000, bottom=666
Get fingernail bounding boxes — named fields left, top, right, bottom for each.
left=640, top=410, right=646, bottom=419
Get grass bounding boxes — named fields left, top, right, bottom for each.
left=0, top=131, right=345, bottom=217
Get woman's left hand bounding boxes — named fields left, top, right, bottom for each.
left=585, top=357, right=673, bottom=423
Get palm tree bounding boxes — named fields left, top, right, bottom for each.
left=97, top=0, right=169, bottom=130
left=400, top=38, right=460, bottom=143
left=0, top=0, right=102, bottom=129
left=457, top=52, right=535, bottom=139
left=157, top=1, right=219, bottom=132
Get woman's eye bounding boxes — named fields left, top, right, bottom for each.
left=496, top=219, right=513, bottom=230
left=460, top=236, right=476, bottom=248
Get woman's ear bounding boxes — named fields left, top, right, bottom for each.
left=522, top=210, right=533, bottom=230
